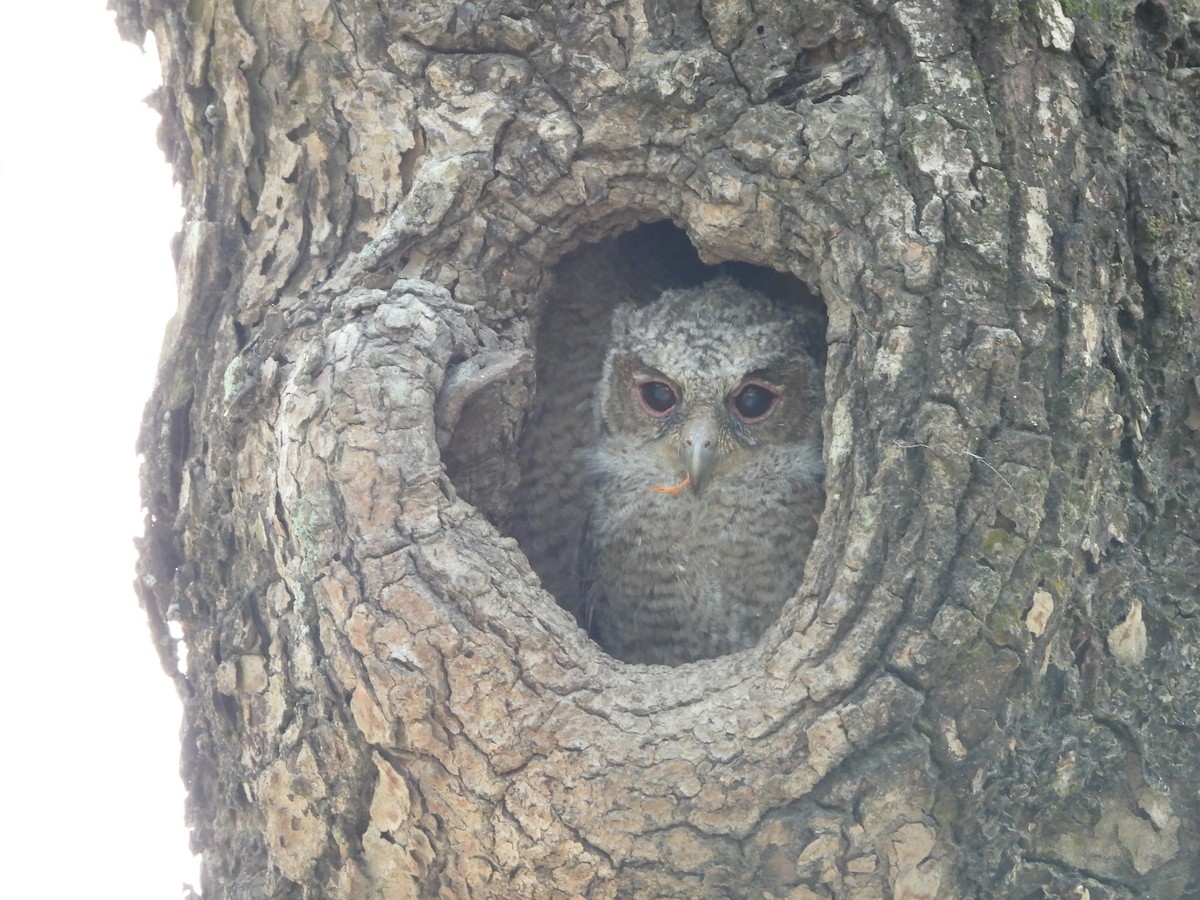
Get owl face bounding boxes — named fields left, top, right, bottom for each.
left=595, top=278, right=820, bottom=492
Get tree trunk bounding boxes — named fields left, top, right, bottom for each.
left=119, top=0, right=1200, bottom=895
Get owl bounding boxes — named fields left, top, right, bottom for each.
left=580, top=277, right=824, bottom=666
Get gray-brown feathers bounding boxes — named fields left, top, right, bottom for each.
left=581, top=278, right=823, bottom=665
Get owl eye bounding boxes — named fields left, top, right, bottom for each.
left=731, top=382, right=780, bottom=423
left=636, top=379, right=678, bottom=416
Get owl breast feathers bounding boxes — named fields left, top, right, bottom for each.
left=581, top=277, right=824, bottom=666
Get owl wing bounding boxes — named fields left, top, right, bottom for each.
left=509, top=250, right=626, bottom=616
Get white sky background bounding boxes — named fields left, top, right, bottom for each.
left=1, top=2, right=198, bottom=895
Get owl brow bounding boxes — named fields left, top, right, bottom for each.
left=742, top=367, right=782, bottom=385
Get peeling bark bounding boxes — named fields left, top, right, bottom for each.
left=122, top=0, right=1200, bottom=896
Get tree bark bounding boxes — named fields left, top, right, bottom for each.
left=119, top=0, right=1200, bottom=896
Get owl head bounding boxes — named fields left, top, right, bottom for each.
left=594, top=277, right=822, bottom=493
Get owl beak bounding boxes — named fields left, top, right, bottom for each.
left=680, top=416, right=719, bottom=492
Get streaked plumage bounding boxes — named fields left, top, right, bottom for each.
left=581, top=278, right=823, bottom=665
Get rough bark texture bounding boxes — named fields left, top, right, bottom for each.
left=119, top=0, right=1200, bottom=896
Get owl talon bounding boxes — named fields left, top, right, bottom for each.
left=651, top=474, right=691, bottom=495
